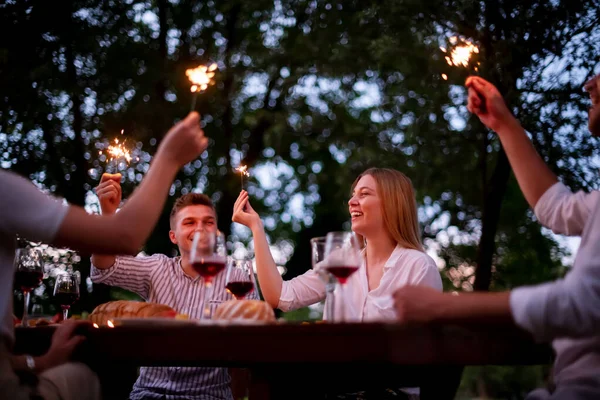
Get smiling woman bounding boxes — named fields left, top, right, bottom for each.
left=232, top=166, right=442, bottom=398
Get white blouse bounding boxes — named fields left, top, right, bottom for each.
left=278, top=245, right=443, bottom=321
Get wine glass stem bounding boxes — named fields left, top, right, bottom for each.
left=339, top=283, right=345, bottom=322
left=21, top=291, right=30, bottom=327
left=203, top=282, right=214, bottom=320
left=62, top=307, right=69, bottom=321
left=325, top=285, right=335, bottom=322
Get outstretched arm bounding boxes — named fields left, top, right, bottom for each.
left=465, top=76, right=558, bottom=209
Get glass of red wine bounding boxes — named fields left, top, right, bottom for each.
left=53, top=272, right=80, bottom=321
left=190, top=230, right=227, bottom=319
left=311, top=236, right=336, bottom=322
left=14, top=248, right=44, bottom=327
left=225, top=259, right=256, bottom=300
left=323, top=231, right=362, bottom=322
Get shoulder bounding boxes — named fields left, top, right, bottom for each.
left=392, top=247, right=437, bottom=270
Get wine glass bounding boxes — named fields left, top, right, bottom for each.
left=323, top=232, right=362, bottom=322
left=225, top=259, right=256, bottom=300
left=310, top=236, right=337, bottom=322
left=190, top=230, right=227, bottom=319
left=53, top=272, right=80, bottom=321
left=14, top=248, right=44, bottom=327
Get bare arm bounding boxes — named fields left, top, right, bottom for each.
left=52, top=112, right=208, bottom=256
left=466, top=76, right=558, bottom=209
left=232, top=191, right=282, bottom=308
left=393, top=286, right=513, bottom=325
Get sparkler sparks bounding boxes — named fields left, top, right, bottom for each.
left=441, top=37, right=480, bottom=69
left=98, top=129, right=137, bottom=174
left=186, top=63, right=218, bottom=111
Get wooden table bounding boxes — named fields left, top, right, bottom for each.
left=14, top=322, right=553, bottom=399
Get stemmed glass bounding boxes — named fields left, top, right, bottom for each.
left=310, top=237, right=336, bottom=322
left=53, top=272, right=80, bottom=321
left=323, top=232, right=362, bottom=322
left=14, top=248, right=44, bottom=327
left=190, top=230, right=227, bottom=319
left=225, top=259, right=256, bottom=300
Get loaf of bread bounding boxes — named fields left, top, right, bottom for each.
left=89, top=300, right=177, bottom=325
left=213, top=300, right=275, bottom=322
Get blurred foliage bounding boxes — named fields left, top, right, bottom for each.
left=3, top=0, right=600, bottom=396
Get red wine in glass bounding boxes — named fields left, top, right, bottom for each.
left=192, top=259, right=226, bottom=282
left=14, top=270, right=43, bottom=292
left=54, top=292, right=79, bottom=309
left=325, top=265, right=359, bottom=284
left=226, top=281, right=254, bottom=299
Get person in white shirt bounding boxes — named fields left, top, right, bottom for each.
left=392, top=74, right=600, bottom=400
left=0, top=111, right=208, bottom=400
left=233, top=167, right=443, bottom=399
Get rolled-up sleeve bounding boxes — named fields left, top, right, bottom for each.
left=511, top=202, right=600, bottom=342
left=91, top=254, right=162, bottom=300
left=278, top=269, right=326, bottom=312
left=534, top=182, right=600, bottom=236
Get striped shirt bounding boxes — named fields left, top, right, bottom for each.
left=91, top=254, right=258, bottom=400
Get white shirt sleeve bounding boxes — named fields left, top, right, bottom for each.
left=534, top=182, right=600, bottom=236
left=0, top=170, right=69, bottom=243
left=278, top=269, right=327, bottom=312
left=510, top=201, right=600, bottom=342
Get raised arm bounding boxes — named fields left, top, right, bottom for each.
left=90, top=173, right=122, bottom=269
left=52, top=112, right=208, bottom=255
left=232, top=191, right=282, bottom=308
left=465, top=76, right=558, bottom=209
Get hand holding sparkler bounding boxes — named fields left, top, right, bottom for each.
left=186, top=63, right=218, bottom=112
left=232, top=190, right=261, bottom=231
left=96, top=173, right=122, bottom=215
left=157, top=111, right=208, bottom=167
left=465, top=76, right=517, bottom=132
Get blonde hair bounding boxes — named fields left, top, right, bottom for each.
left=351, top=168, right=423, bottom=252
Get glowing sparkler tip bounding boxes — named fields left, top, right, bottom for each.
left=186, top=62, right=218, bottom=93
left=444, top=38, right=479, bottom=69
left=235, top=165, right=250, bottom=177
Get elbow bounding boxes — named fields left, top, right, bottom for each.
left=264, top=294, right=281, bottom=310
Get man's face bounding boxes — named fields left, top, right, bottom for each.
left=585, top=74, right=600, bottom=136
left=169, top=205, right=217, bottom=256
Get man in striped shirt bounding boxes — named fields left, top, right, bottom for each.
left=91, top=178, right=257, bottom=400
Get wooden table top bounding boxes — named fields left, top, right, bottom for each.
left=14, top=321, right=553, bottom=367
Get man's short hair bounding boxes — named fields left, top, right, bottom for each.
left=169, top=193, right=216, bottom=229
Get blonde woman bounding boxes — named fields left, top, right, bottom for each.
left=233, top=167, right=442, bottom=320
left=233, top=168, right=441, bottom=398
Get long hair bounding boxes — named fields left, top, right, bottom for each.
left=351, top=168, right=423, bottom=252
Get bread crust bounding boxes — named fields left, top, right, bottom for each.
left=89, top=300, right=176, bottom=325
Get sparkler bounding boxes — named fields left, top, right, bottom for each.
left=440, top=37, right=485, bottom=111
left=186, top=63, right=218, bottom=112
left=440, top=37, right=480, bottom=70
left=235, top=165, right=249, bottom=191
left=98, top=129, right=135, bottom=174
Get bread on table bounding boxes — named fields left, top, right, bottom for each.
left=89, top=300, right=177, bottom=326
left=213, top=300, right=275, bottom=322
